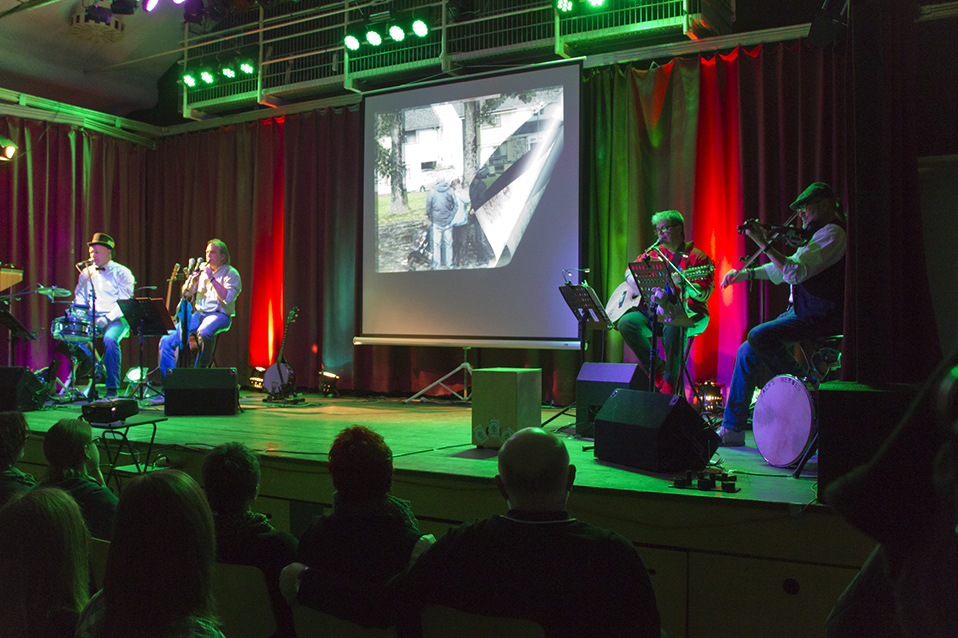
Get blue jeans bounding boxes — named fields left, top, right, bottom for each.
left=618, top=309, right=708, bottom=386
left=431, top=222, right=454, bottom=269
left=722, top=308, right=833, bottom=431
left=158, top=311, right=232, bottom=377
left=82, top=319, right=129, bottom=391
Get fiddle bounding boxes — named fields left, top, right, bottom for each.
left=737, top=219, right=812, bottom=247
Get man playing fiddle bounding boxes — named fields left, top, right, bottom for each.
left=718, top=182, right=846, bottom=446
left=616, top=210, right=715, bottom=395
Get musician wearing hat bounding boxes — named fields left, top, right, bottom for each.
left=73, top=232, right=135, bottom=399
left=717, top=182, right=847, bottom=446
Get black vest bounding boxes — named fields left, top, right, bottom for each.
left=792, top=221, right=846, bottom=333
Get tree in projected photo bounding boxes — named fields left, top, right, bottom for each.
left=374, top=86, right=565, bottom=274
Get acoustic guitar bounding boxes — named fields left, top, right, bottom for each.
left=605, top=263, right=714, bottom=324
left=263, top=306, right=299, bottom=396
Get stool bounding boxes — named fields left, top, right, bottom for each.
left=791, top=334, right=843, bottom=477
left=191, top=325, right=229, bottom=368
left=90, top=416, right=167, bottom=490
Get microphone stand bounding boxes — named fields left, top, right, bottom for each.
left=86, top=268, right=100, bottom=403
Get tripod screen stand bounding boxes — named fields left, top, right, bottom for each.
left=119, top=298, right=175, bottom=402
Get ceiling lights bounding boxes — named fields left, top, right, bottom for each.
left=0, top=136, right=17, bottom=162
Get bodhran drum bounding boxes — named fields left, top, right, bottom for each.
left=752, top=375, right=817, bottom=467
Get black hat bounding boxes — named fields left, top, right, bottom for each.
left=790, top=182, right=837, bottom=210
left=87, top=233, right=115, bottom=250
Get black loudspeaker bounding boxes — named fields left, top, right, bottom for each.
left=816, top=382, right=918, bottom=502
left=594, top=389, right=719, bottom=473
left=575, top=363, right=637, bottom=436
left=165, top=368, right=239, bottom=416
left=0, top=367, right=46, bottom=412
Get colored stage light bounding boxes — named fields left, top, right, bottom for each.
left=144, top=0, right=159, bottom=10
left=182, top=71, right=197, bottom=87
left=365, top=26, right=383, bottom=46
left=556, top=0, right=575, bottom=13
left=344, top=34, right=360, bottom=50
left=238, top=58, right=256, bottom=74
left=0, top=135, right=17, bottom=161
left=200, top=67, right=216, bottom=84
left=411, top=18, right=428, bottom=37
left=388, top=24, right=405, bottom=41
left=586, top=0, right=604, bottom=7
left=220, top=61, right=237, bottom=78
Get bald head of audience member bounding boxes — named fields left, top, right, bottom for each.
left=495, top=428, right=576, bottom=512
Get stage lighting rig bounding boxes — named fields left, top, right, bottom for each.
left=183, top=0, right=204, bottom=24
left=85, top=3, right=114, bottom=23
left=110, top=0, right=137, bottom=15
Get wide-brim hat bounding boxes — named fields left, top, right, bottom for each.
left=87, top=233, right=115, bottom=250
left=790, top=182, right=836, bottom=210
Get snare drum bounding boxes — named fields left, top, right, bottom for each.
left=51, top=317, right=96, bottom=343
left=752, top=375, right=817, bottom=467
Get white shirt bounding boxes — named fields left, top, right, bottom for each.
left=74, top=261, right=135, bottom=324
left=759, top=223, right=847, bottom=286
left=193, top=264, right=242, bottom=316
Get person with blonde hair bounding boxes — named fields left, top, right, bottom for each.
left=42, top=418, right=117, bottom=540
left=0, top=487, right=91, bottom=638
left=76, top=469, right=225, bottom=638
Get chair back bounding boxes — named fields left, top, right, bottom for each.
left=212, top=563, right=277, bottom=638
left=421, top=605, right=545, bottom=638
left=292, top=605, right=397, bottom=638
left=90, top=537, right=111, bottom=591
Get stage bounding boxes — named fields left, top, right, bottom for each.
left=19, top=390, right=878, bottom=638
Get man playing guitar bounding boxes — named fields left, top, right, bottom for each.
left=612, top=210, right=715, bottom=395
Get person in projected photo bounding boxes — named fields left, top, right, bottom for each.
left=426, top=179, right=457, bottom=270
left=615, top=210, right=715, bottom=397
left=466, top=167, right=496, bottom=267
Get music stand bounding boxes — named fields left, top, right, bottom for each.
left=546, top=281, right=615, bottom=428
left=119, top=298, right=175, bottom=403
left=0, top=303, right=37, bottom=367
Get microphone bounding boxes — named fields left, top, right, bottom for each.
left=75, top=259, right=93, bottom=268
left=647, top=239, right=662, bottom=251
left=186, top=258, right=196, bottom=273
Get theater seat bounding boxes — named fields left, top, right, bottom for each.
left=212, top=563, right=277, bottom=638
left=292, top=605, right=397, bottom=638
left=420, top=605, right=545, bottom=638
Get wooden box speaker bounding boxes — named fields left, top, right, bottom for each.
left=471, top=368, right=541, bottom=449
left=594, top=389, right=719, bottom=472
left=165, top=368, right=239, bottom=416
left=0, top=367, right=46, bottom=412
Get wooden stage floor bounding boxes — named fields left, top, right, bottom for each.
left=19, top=391, right=878, bottom=638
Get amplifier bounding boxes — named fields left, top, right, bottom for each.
left=82, top=398, right=139, bottom=424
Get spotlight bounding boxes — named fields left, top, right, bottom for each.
left=344, top=33, right=360, bottom=50
left=585, top=0, right=604, bottom=7
left=144, top=0, right=159, bottom=10
left=220, top=61, right=237, bottom=78
left=365, top=25, right=383, bottom=46
left=183, top=0, right=204, bottom=24
left=238, top=58, right=256, bottom=74
left=182, top=70, right=198, bottom=87
left=110, top=0, right=137, bottom=14
left=388, top=23, right=405, bottom=41
left=555, top=0, right=576, bottom=13
left=0, top=135, right=17, bottom=161
left=411, top=18, right=429, bottom=37
left=85, top=3, right=114, bottom=23
left=318, top=370, right=339, bottom=396
left=199, top=66, right=216, bottom=84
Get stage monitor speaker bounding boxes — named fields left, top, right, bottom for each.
left=594, top=389, right=719, bottom=473
left=575, top=363, right=636, bottom=437
left=165, top=368, right=239, bottom=416
left=816, top=381, right=918, bottom=503
left=0, top=367, right=46, bottom=412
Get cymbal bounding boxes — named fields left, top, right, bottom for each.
left=37, top=286, right=72, bottom=298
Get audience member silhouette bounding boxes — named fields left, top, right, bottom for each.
left=203, top=441, right=298, bottom=637
left=76, top=469, right=225, bottom=638
left=825, top=349, right=958, bottom=638
left=41, top=418, right=117, bottom=540
left=0, top=487, right=91, bottom=638
left=398, top=427, right=661, bottom=638
left=0, top=410, right=36, bottom=506
left=281, top=425, right=433, bottom=628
